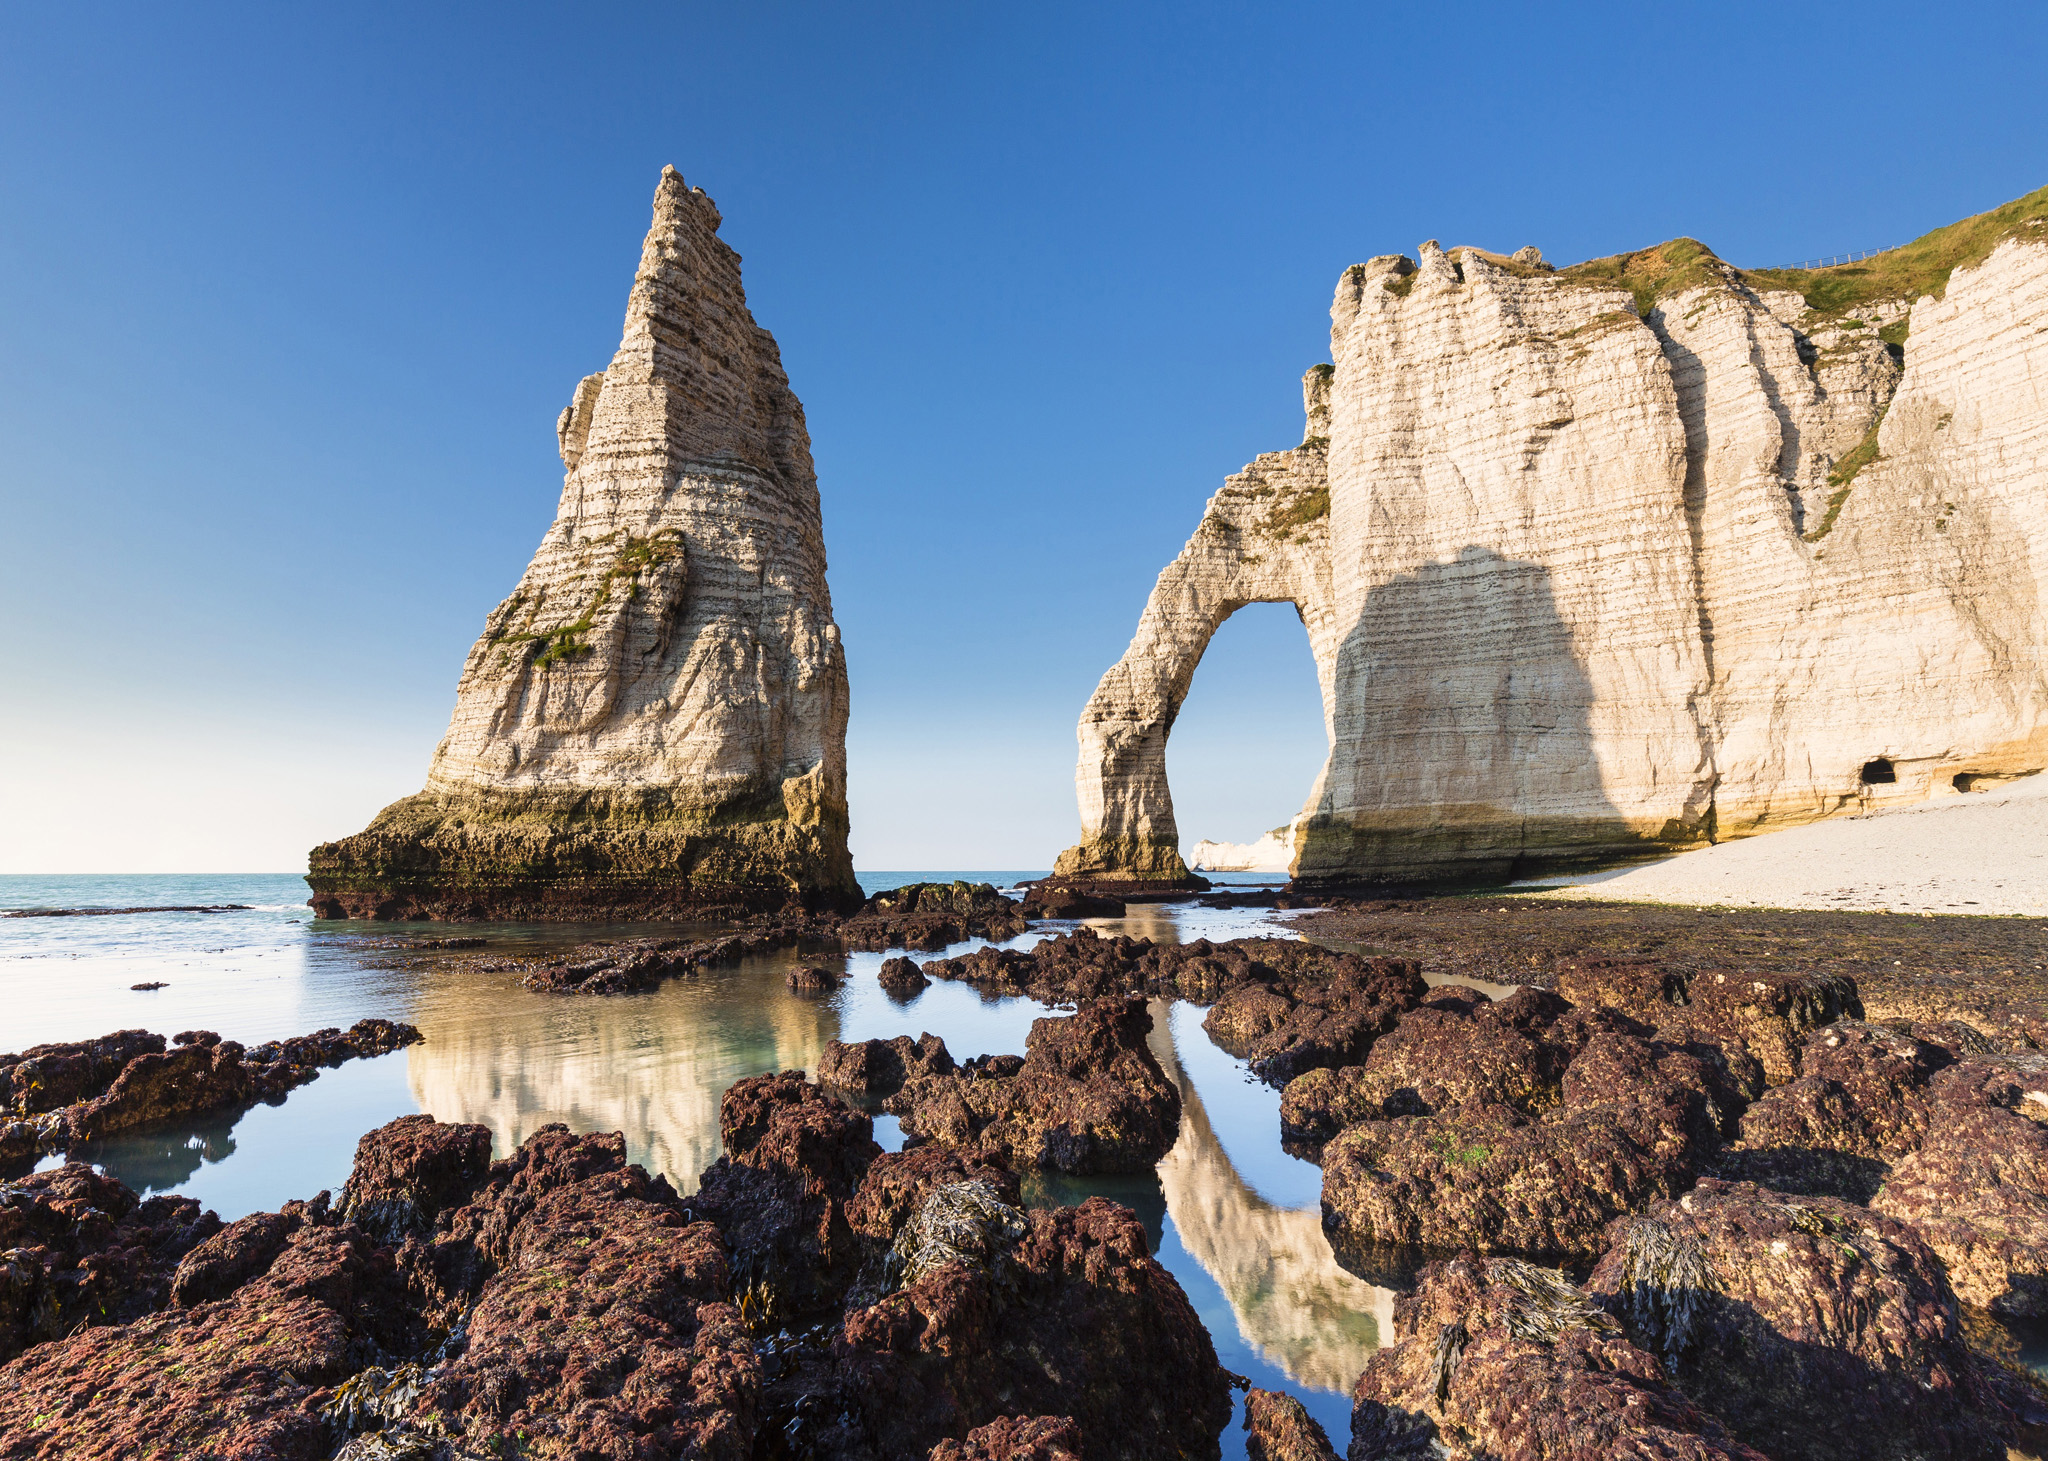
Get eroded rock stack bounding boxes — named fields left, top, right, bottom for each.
left=1061, top=190, right=2048, bottom=885
left=309, top=165, right=856, bottom=920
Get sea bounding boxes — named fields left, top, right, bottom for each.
left=2, top=870, right=1377, bottom=1453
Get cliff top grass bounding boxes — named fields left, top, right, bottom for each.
left=1557, top=185, right=2048, bottom=323
left=1559, top=238, right=1727, bottom=319
left=1745, top=184, right=2048, bottom=321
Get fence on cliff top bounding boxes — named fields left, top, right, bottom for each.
left=1770, top=247, right=1895, bottom=271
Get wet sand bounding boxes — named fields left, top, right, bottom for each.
left=1293, top=895, right=2048, bottom=1030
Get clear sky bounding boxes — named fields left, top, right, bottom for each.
left=2, top=1, right=2043, bottom=874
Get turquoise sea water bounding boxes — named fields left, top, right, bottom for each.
left=1, top=870, right=1361, bottom=1454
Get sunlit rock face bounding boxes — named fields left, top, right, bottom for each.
left=309, top=165, right=856, bottom=919
left=1189, top=828, right=1294, bottom=874
left=1055, top=369, right=1337, bottom=885
left=1062, top=204, right=2048, bottom=885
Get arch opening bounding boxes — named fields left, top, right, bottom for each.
left=1165, top=602, right=1332, bottom=878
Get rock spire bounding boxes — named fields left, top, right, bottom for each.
left=309, top=166, right=856, bottom=919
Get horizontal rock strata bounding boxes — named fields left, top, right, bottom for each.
left=309, top=165, right=856, bottom=921
left=1062, top=190, right=2048, bottom=884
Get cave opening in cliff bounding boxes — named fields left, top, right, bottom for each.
left=1163, top=601, right=1329, bottom=875
left=1861, top=758, right=1898, bottom=784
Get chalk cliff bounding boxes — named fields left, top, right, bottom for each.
left=309, top=167, right=856, bottom=919
left=1061, top=190, right=2048, bottom=885
left=1055, top=369, right=1338, bottom=883
left=1188, top=827, right=1295, bottom=874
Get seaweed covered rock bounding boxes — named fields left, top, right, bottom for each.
left=0, top=1219, right=422, bottom=1459
left=804, top=1195, right=1231, bottom=1461
left=515, top=927, right=808, bottom=994
left=1721, top=1020, right=1951, bottom=1202
left=1321, top=1091, right=1707, bottom=1269
left=789, top=963, right=845, bottom=991
left=1243, top=1388, right=1339, bottom=1461
left=1297, top=983, right=1755, bottom=1148
left=1588, top=1179, right=2002, bottom=1461
left=693, top=1071, right=882, bottom=1314
left=168, top=1205, right=310, bottom=1308
left=929, top=1415, right=1085, bottom=1460
left=820, top=1033, right=956, bottom=1100
left=1200, top=954, right=1426, bottom=1085
left=0, top=1163, right=221, bottom=1364
left=1019, top=884, right=1127, bottom=919
left=1279, top=1063, right=1380, bottom=1153
left=409, top=1164, right=756, bottom=1460
left=1316, top=991, right=1741, bottom=1263
left=1291, top=988, right=1585, bottom=1133
left=335, top=1111, right=495, bottom=1243
left=845, top=1144, right=1021, bottom=1257
left=921, top=929, right=1348, bottom=1008
left=1557, top=960, right=1861, bottom=1085
left=0, top=1029, right=168, bottom=1115
left=888, top=999, right=1180, bottom=1175
left=1349, top=1255, right=1765, bottom=1460
left=879, top=955, right=930, bottom=998
left=0, top=1020, right=426, bottom=1174
left=840, top=881, right=1029, bottom=951
left=1873, top=1052, right=2048, bottom=1316
left=0, top=1115, right=759, bottom=1460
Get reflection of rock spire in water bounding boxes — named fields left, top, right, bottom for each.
left=1148, top=1001, right=1392, bottom=1392
left=405, top=963, right=838, bottom=1191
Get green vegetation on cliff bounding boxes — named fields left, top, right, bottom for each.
left=1555, top=184, right=2048, bottom=324
left=491, top=531, right=685, bottom=670
left=1747, top=185, right=2048, bottom=321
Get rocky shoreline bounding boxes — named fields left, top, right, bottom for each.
left=15, top=909, right=2048, bottom=1457
left=0, top=1066, right=1232, bottom=1459
left=0, top=1020, right=422, bottom=1179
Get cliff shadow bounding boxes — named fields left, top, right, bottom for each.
left=1298, top=545, right=1640, bottom=884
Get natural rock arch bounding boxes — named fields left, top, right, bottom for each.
left=1053, top=369, right=1339, bottom=885
left=1060, top=213, right=2048, bottom=890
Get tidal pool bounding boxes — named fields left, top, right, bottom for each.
left=2, top=872, right=1384, bottom=1454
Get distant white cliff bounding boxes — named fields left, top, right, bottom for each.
left=1188, top=828, right=1294, bottom=873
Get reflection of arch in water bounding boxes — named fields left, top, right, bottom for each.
left=405, top=959, right=839, bottom=1192
left=1149, top=1003, right=1391, bottom=1392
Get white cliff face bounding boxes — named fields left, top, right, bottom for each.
left=1308, top=245, right=1710, bottom=879
left=1649, top=240, right=2048, bottom=836
left=1189, top=829, right=1296, bottom=874
left=1061, top=208, right=2048, bottom=884
left=310, top=167, right=856, bottom=918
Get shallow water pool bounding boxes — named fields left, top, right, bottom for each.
left=2, top=872, right=1384, bottom=1455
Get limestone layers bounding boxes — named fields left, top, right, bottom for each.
left=309, top=167, right=857, bottom=919
left=1060, top=191, right=2048, bottom=885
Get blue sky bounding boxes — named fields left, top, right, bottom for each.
left=2, top=1, right=2043, bottom=873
